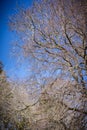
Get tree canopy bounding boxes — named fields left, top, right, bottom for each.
left=0, top=0, right=86, bottom=129
left=10, top=0, right=87, bottom=89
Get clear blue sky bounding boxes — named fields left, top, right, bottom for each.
left=0, top=0, right=33, bottom=79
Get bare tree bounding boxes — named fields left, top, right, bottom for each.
left=9, top=0, right=87, bottom=129
left=10, top=0, right=87, bottom=90
left=36, top=78, right=87, bottom=130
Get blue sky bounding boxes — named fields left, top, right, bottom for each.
left=0, top=0, right=33, bottom=79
